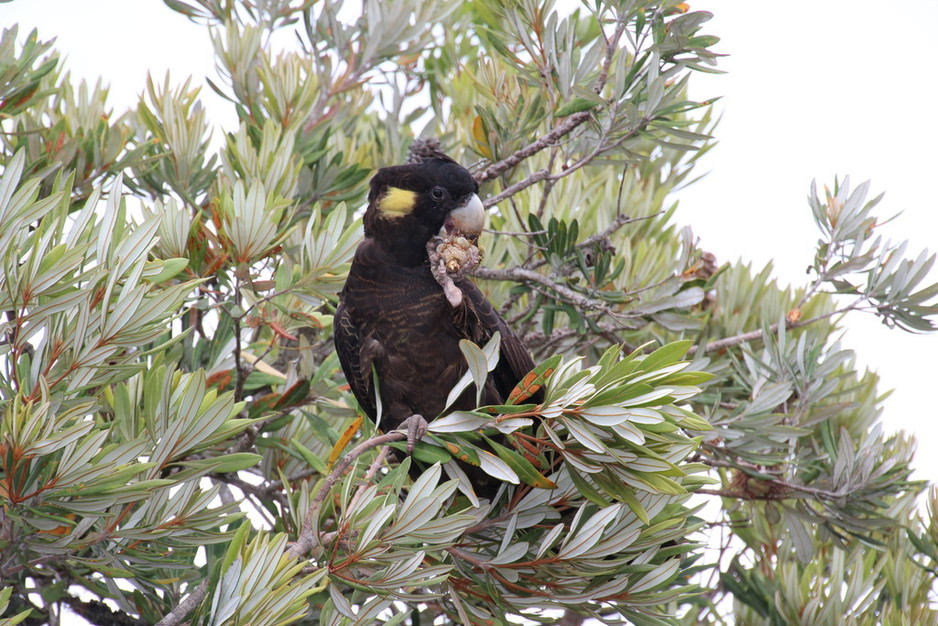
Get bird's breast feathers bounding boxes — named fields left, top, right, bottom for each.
left=345, top=239, right=460, bottom=325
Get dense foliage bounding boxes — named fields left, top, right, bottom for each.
left=0, top=1, right=936, bottom=624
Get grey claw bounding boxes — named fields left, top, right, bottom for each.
left=399, top=414, right=429, bottom=454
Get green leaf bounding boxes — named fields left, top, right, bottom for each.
left=221, top=519, right=251, bottom=573
left=290, top=438, right=328, bottom=473
left=629, top=558, right=680, bottom=593
left=478, top=449, right=519, bottom=484
left=445, top=333, right=500, bottom=409
left=195, top=453, right=261, bottom=473
left=567, top=468, right=611, bottom=507
left=555, top=96, right=598, bottom=118
left=389, top=440, right=453, bottom=465
left=782, top=507, right=815, bottom=563
left=558, top=504, right=623, bottom=559
left=637, top=340, right=693, bottom=372
left=429, top=434, right=482, bottom=466
left=428, top=411, right=490, bottom=433
left=507, top=354, right=561, bottom=405
left=484, top=437, right=556, bottom=489
left=145, top=257, right=189, bottom=283
left=618, top=489, right=650, bottom=525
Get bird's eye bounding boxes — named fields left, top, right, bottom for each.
left=430, top=186, right=445, bottom=201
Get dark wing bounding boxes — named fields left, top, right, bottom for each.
left=454, top=277, right=544, bottom=405
left=334, top=300, right=378, bottom=420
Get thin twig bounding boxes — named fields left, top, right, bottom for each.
left=482, top=169, right=550, bottom=207
left=263, top=467, right=318, bottom=496
left=345, top=447, right=392, bottom=516
left=594, top=18, right=628, bottom=96
left=217, top=482, right=234, bottom=506
left=472, top=266, right=613, bottom=314
left=214, top=473, right=288, bottom=509
left=232, top=277, right=247, bottom=402
left=691, top=303, right=862, bottom=355
left=535, top=148, right=560, bottom=219
left=696, top=488, right=787, bottom=500
left=473, top=11, right=626, bottom=186
left=154, top=580, right=208, bottom=626
left=581, top=213, right=647, bottom=249
left=482, top=109, right=652, bottom=209
left=527, top=212, right=660, bottom=272
left=505, top=292, right=534, bottom=322
left=475, top=117, right=591, bottom=184
left=484, top=228, right=548, bottom=237
left=288, top=431, right=405, bottom=558
left=446, top=547, right=492, bottom=571
left=701, top=458, right=850, bottom=500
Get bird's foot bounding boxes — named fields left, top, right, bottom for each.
left=428, top=250, right=464, bottom=307
left=427, top=233, right=484, bottom=308
left=398, top=414, right=429, bottom=454
left=441, top=274, right=463, bottom=307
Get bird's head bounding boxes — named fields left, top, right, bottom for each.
left=363, top=156, right=484, bottom=266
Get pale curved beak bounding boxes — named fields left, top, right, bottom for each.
left=445, top=193, right=485, bottom=237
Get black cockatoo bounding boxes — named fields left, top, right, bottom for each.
left=334, top=151, right=540, bottom=495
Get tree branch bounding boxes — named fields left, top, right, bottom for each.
left=472, top=265, right=614, bottom=314
left=701, top=457, right=850, bottom=500
left=482, top=169, right=550, bottom=208
left=593, top=16, right=628, bottom=96
left=526, top=212, right=659, bottom=272
left=691, top=303, right=862, bottom=355
left=63, top=596, right=148, bottom=626
left=214, top=472, right=288, bottom=509
left=288, top=431, right=405, bottom=558
left=474, top=114, right=592, bottom=184
left=696, top=488, right=788, bottom=500
left=473, top=16, right=632, bottom=216
left=479, top=112, right=651, bottom=209
left=154, top=580, right=209, bottom=626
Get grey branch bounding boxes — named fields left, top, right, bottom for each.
left=482, top=169, right=550, bottom=208
left=701, top=458, right=850, bottom=500
left=473, top=265, right=613, bottom=313
left=288, top=431, right=405, bottom=558
left=473, top=15, right=626, bottom=184
left=154, top=580, right=209, bottom=626
left=474, top=113, right=592, bottom=184
left=692, top=304, right=861, bottom=355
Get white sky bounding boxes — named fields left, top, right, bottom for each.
left=675, top=0, right=938, bottom=484
left=2, top=0, right=938, bottom=620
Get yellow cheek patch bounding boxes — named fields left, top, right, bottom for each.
left=379, top=187, right=417, bottom=218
